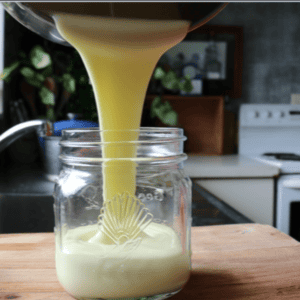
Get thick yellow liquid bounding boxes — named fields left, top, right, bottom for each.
left=54, top=13, right=190, bottom=299
left=55, top=14, right=189, bottom=202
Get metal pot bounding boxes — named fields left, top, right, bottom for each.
left=2, top=2, right=227, bottom=46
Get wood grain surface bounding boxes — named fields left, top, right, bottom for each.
left=0, top=224, right=299, bottom=299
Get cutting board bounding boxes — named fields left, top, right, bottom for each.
left=0, top=224, right=300, bottom=299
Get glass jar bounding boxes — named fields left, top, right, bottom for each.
left=53, top=127, right=192, bottom=300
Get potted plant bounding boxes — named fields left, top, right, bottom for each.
left=2, top=44, right=97, bottom=123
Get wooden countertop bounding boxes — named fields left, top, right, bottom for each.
left=0, top=224, right=300, bottom=299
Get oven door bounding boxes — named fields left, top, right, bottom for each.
left=277, top=175, right=300, bottom=240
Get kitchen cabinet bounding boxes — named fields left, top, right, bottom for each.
left=184, top=155, right=280, bottom=226
left=145, top=95, right=237, bottom=155
left=192, top=181, right=253, bottom=226
left=195, top=178, right=274, bottom=226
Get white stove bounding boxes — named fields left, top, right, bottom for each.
left=252, top=154, right=300, bottom=174
left=239, top=104, right=300, bottom=240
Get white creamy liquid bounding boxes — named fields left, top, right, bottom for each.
left=56, top=223, right=190, bottom=299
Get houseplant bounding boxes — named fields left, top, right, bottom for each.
left=2, top=43, right=97, bottom=123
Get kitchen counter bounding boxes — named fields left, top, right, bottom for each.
left=0, top=159, right=253, bottom=233
left=184, top=154, right=280, bottom=178
left=185, top=155, right=279, bottom=226
left=1, top=224, right=300, bottom=299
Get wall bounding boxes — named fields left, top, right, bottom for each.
left=207, top=3, right=300, bottom=115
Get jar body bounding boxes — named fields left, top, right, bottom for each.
left=54, top=128, right=192, bottom=300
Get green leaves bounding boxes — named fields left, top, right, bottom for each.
left=161, top=70, right=179, bottom=90
left=1, top=43, right=97, bottom=121
left=179, top=77, right=193, bottom=93
left=151, top=96, right=178, bottom=127
left=150, top=65, right=194, bottom=126
left=1, top=43, right=82, bottom=122
left=154, top=67, right=193, bottom=93
left=30, top=45, right=52, bottom=69
left=20, top=67, right=35, bottom=78
left=2, top=61, right=20, bottom=82
left=62, top=73, right=76, bottom=93
left=153, top=67, right=166, bottom=80
left=2, top=45, right=52, bottom=83
left=20, top=67, right=44, bottom=88
left=39, top=86, right=55, bottom=106
left=46, top=107, right=55, bottom=122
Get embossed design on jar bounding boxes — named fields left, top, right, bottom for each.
left=80, top=185, right=102, bottom=211
left=138, top=191, right=164, bottom=202
left=137, top=185, right=164, bottom=202
left=97, top=192, right=153, bottom=245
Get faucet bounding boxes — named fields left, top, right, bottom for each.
left=0, top=120, right=50, bottom=153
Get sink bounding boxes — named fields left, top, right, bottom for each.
left=0, top=162, right=56, bottom=234
left=0, top=194, right=54, bottom=234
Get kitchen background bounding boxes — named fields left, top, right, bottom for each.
left=1, top=3, right=300, bottom=126
left=208, top=3, right=300, bottom=115
left=0, top=3, right=300, bottom=239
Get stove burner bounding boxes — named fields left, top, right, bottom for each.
left=263, top=153, right=300, bottom=161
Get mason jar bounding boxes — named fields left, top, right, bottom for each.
left=53, top=127, right=192, bottom=300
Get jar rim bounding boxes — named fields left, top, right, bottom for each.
left=59, top=127, right=187, bottom=165
left=61, top=127, right=184, bottom=134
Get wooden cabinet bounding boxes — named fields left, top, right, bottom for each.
left=145, top=95, right=237, bottom=155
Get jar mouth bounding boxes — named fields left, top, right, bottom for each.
left=59, top=127, right=187, bottom=165
left=60, top=127, right=186, bottom=146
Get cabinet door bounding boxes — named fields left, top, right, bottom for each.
left=195, top=179, right=274, bottom=226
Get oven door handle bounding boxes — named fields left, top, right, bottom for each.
left=282, top=179, right=300, bottom=189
